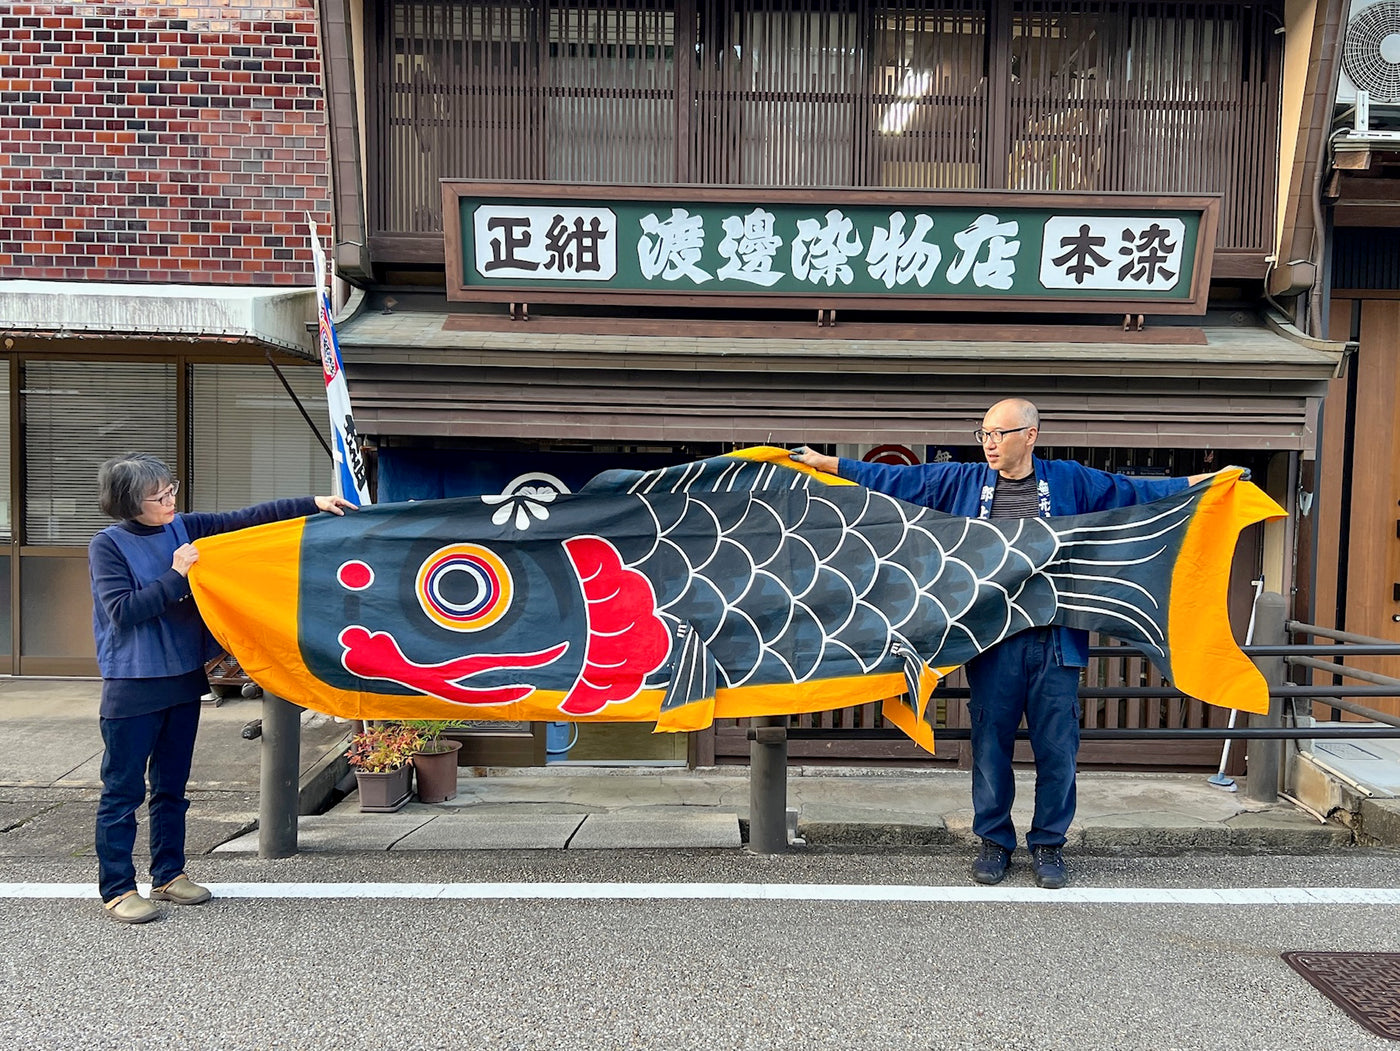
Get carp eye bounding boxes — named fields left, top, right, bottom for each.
left=337, top=560, right=375, bottom=591
left=415, top=543, right=513, bottom=632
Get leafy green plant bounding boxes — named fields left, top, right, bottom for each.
left=401, top=719, right=469, bottom=755
left=345, top=723, right=424, bottom=772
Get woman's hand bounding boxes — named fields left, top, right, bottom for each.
left=172, top=543, right=199, bottom=577
left=314, top=495, right=358, bottom=516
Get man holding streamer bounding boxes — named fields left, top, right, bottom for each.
left=792, top=398, right=1213, bottom=889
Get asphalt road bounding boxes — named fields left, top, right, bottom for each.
left=4, top=849, right=1399, bottom=1051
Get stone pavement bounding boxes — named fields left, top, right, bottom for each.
left=2, top=677, right=1397, bottom=859
left=214, top=765, right=1355, bottom=854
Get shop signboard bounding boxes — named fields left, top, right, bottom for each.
left=443, top=183, right=1219, bottom=314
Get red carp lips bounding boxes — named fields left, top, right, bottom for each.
left=338, top=628, right=567, bottom=706
left=336, top=536, right=670, bottom=715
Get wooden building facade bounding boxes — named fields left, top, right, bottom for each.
left=313, top=0, right=1349, bottom=767
left=4, top=0, right=1382, bottom=769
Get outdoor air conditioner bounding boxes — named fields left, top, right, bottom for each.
left=1336, top=0, right=1400, bottom=129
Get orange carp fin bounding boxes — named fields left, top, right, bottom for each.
left=726, top=445, right=857, bottom=486
left=879, top=656, right=944, bottom=755
left=654, top=695, right=716, bottom=734
left=881, top=697, right=937, bottom=754
left=1167, top=469, right=1287, bottom=716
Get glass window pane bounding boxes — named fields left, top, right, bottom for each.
left=0, top=554, right=11, bottom=659
left=22, top=361, right=177, bottom=546
left=20, top=554, right=93, bottom=659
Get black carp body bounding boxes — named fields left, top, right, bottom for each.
left=297, top=455, right=1190, bottom=720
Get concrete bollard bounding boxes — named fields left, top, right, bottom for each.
left=748, top=715, right=789, bottom=854
left=1245, top=591, right=1287, bottom=804
left=258, top=691, right=302, bottom=859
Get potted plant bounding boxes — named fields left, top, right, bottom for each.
left=346, top=723, right=423, bottom=812
left=402, top=720, right=467, bottom=803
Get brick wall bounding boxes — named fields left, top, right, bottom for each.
left=0, top=1, right=331, bottom=285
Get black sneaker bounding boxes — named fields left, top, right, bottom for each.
left=1031, top=845, right=1068, bottom=889
left=971, top=838, right=1011, bottom=885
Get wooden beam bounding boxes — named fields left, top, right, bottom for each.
left=440, top=314, right=1211, bottom=345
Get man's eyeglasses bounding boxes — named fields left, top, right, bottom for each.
left=144, top=482, right=180, bottom=506
left=974, top=426, right=1030, bottom=445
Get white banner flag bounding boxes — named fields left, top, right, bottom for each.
left=308, top=217, right=371, bottom=505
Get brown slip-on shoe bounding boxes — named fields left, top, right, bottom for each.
left=150, top=875, right=212, bottom=905
left=104, top=890, right=160, bottom=924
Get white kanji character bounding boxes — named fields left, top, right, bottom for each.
left=866, top=211, right=941, bottom=289
left=637, top=208, right=712, bottom=284
left=792, top=209, right=863, bottom=287
left=947, top=213, right=1020, bottom=290
left=716, top=209, right=785, bottom=287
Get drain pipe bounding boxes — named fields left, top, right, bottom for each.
left=1306, top=0, right=1348, bottom=337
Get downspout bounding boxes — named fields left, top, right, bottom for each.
left=317, top=0, right=373, bottom=286
left=1305, top=0, right=1349, bottom=337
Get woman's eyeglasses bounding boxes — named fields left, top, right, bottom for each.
left=144, top=482, right=180, bottom=506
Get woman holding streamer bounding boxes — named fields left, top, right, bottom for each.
left=89, top=452, right=353, bottom=924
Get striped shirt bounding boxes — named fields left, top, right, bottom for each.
left=989, top=473, right=1040, bottom=519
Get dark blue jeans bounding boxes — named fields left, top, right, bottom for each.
left=96, top=701, right=201, bottom=902
left=965, top=630, right=1082, bottom=852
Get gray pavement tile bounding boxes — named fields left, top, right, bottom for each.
left=1081, top=811, right=1353, bottom=849
left=215, top=813, right=431, bottom=853
left=187, top=798, right=260, bottom=854
left=393, top=813, right=585, bottom=850
left=446, top=772, right=744, bottom=809
left=1312, top=737, right=1400, bottom=796
left=0, top=799, right=97, bottom=858
left=568, top=809, right=741, bottom=848
left=0, top=719, right=105, bottom=785
left=0, top=794, right=257, bottom=859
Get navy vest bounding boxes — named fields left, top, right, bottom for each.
left=92, top=517, right=220, bottom=679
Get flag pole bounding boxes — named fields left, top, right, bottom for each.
left=308, top=215, right=372, bottom=506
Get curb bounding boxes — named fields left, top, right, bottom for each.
left=1358, top=797, right=1400, bottom=847
left=799, top=820, right=954, bottom=847
left=297, top=731, right=352, bottom=817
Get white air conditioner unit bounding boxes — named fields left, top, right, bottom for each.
left=1336, top=0, right=1400, bottom=123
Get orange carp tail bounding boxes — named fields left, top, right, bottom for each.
left=1166, top=469, right=1287, bottom=716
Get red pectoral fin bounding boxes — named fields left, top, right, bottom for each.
left=559, top=537, right=671, bottom=715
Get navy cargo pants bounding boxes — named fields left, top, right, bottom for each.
left=964, top=628, right=1082, bottom=852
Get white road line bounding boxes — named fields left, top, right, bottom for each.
left=6, top=883, right=1400, bottom=905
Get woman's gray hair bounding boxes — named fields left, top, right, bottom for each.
left=98, top=453, right=174, bottom=521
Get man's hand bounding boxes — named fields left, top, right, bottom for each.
left=1187, top=466, right=1249, bottom=485
left=789, top=447, right=839, bottom=475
